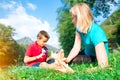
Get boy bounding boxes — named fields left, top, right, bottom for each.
left=24, top=30, right=58, bottom=69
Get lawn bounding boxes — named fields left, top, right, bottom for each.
left=0, top=52, right=120, bottom=80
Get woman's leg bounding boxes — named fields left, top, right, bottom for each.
left=47, top=59, right=55, bottom=64
left=71, top=50, right=96, bottom=64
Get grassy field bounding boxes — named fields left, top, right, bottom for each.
left=0, top=52, right=120, bottom=80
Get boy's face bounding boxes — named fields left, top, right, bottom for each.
left=37, top=35, right=48, bottom=47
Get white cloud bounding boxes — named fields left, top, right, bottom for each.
left=0, top=1, right=16, bottom=10
left=27, top=3, right=36, bottom=10
left=0, top=1, right=60, bottom=48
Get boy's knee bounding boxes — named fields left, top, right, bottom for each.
left=39, top=62, right=47, bottom=67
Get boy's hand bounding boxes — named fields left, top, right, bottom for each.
left=42, top=48, right=46, bottom=54
left=36, top=53, right=45, bottom=59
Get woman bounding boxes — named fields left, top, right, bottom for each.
left=64, top=3, right=109, bottom=68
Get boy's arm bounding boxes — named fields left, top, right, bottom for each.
left=24, top=56, right=37, bottom=63
left=24, top=53, right=45, bottom=63
left=24, top=45, right=38, bottom=63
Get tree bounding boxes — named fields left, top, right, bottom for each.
left=93, top=0, right=120, bottom=18
left=57, top=11, right=75, bottom=55
left=0, top=24, right=20, bottom=66
left=58, top=0, right=120, bottom=18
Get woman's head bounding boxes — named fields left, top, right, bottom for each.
left=70, top=3, right=93, bottom=33
left=37, top=30, right=50, bottom=47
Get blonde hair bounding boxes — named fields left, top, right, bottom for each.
left=70, top=3, right=93, bottom=33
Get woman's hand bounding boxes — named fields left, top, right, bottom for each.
left=62, top=58, right=69, bottom=64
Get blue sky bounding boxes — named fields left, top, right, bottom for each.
left=0, top=0, right=62, bottom=48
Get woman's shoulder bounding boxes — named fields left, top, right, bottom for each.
left=91, top=22, right=104, bottom=32
left=92, top=22, right=101, bottom=28
left=90, top=22, right=107, bottom=39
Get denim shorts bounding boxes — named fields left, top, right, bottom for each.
left=32, top=62, right=41, bottom=67
left=32, top=59, right=55, bottom=67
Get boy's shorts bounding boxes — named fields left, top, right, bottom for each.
left=32, top=62, right=41, bottom=67
left=32, top=59, right=55, bottom=67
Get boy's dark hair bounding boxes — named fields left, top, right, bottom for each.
left=37, top=30, right=50, bottom=39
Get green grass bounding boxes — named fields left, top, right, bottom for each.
left=0, top=52, right=120, bottom=80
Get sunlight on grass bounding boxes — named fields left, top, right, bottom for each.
left=0, top=52, right=120, bottom=80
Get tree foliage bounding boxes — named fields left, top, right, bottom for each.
left=101, top=9, right=120, bottom=50
left=93, top=0, right=120, bottom=18
left=17, top=44, right=28, bottom=64
left=0, top=24, right=20, bottom=66
left=57, top=11, right=75, bottom=55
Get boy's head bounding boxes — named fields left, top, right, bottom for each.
left=37, top=30, right=50, bottom=47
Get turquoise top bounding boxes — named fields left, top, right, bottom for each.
left=76, top=22, right=109, bottom=56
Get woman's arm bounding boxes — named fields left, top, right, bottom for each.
left=66, top=32, right=81, bottom=63
left=95, top=42, right=108, bottom=68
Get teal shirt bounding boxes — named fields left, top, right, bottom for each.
left=76, top=22, right=109, bottom=56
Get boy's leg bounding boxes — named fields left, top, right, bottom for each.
left=39, top=62, right=62, bottom=70
left=39, top=49, right=74, bottom=73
